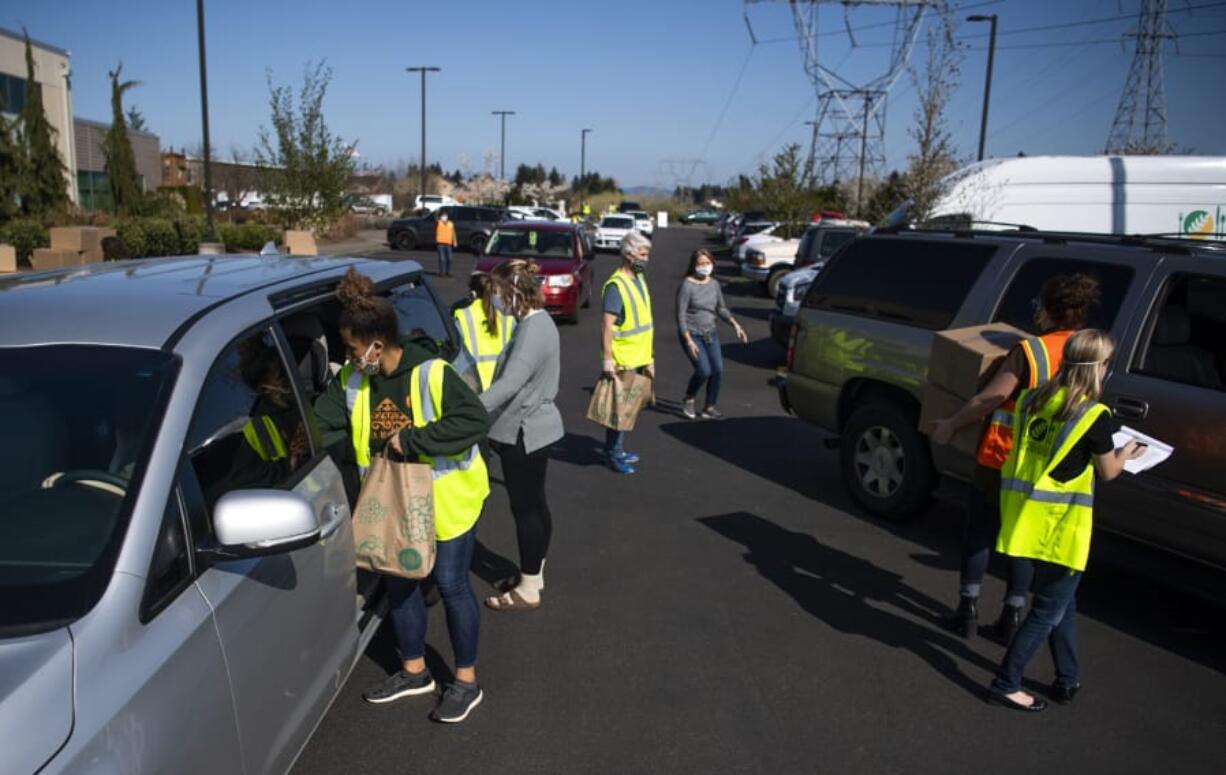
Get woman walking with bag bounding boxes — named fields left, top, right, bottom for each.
left=986, top=330, right=1144, bottom=712
left=478, top=260, right=564, bottom=611
left=676, top=248, right=746, bottom=419
left=314, top=268, right=491, bottom=723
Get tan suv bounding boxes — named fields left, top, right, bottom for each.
left=778, top=230, right=1226, bottom=571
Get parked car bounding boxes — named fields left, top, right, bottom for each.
left=344, top=194, right=391, bottom=215
left=388, top=205, right=511, bottom=253
left=594, top=214, right=637, bottom=252
left=728, top=221, right=780, bottom=254
left=508, top=206, right=565, bottom=222
left=616, top=201, right=643, bottom=214
left=474, top=221, right=595, bottom=322
left=0, top=254, right=473, bottom=775
left=777, top=228, right=1226, bottom=575
left=681, top=209, right=721, bottom=225
left=628, top=210, right=654, bottom=237
left=744, top=220, right=867, bottom=297
left=414, top=194, right=457, bottom=212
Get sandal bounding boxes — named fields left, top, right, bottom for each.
left=484, top=588, right=541, bottom=611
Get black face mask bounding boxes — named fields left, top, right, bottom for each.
left=631, top=260, right=648, bottom=274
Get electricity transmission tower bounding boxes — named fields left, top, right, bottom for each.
left=1105, top=0, right=1176, bottom=154
left=744, top=0, right=936, bottom=194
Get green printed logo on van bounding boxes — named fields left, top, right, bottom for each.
left=1180, top=207, right=1220, bottom=239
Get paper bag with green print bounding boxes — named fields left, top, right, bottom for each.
left=352, top=447, right=436, bottom=579
left=586, top=369, right=652, bottom=432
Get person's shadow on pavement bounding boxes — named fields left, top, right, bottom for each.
left=698, top=511, right=997, bottom=697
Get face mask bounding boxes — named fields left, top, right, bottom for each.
left=695, top=265, right=713, bottom=278
left=631, top=260, right=648, bottom=274
left=492, top=294, right=506, bottom=313
left=352, top=341, right=382, bottom=376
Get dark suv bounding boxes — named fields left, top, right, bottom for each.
left=779, top=229, right=1226, bottom=572
left=387, top=205, right=511, bottom=253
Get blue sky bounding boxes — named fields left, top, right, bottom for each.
left=5, top=0, right=1224, bottom=187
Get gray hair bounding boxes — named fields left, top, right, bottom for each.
left=620, top=230, right=651, bottom=259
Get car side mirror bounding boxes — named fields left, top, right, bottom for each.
left=201, top=489, right=320, bottom=560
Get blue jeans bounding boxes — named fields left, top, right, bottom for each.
left=683, top=330, right=723, bottom=407
left=386, top=527, right=479, bottom=668
left=961, top=469, right=1034, bottom=605
left=437, top=244, right=453, bottom=275
left=604, top=428, right=626, bottom=456
left=991, top=559, right=1082, bottom=694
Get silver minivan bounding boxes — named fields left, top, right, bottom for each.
left=0, top=255, right=465, bottom=774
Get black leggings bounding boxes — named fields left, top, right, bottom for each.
left=494, top=433, right=553, bottom=575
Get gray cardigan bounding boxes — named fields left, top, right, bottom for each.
left=479, top=311, right=564, bottom=453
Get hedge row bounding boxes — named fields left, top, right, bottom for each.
left=0, top=216, right=283, bottom=262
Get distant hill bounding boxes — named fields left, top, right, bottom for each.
left=622, top=186, right=672, bottom=197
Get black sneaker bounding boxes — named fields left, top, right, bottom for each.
left=430, top=681, right=484, bottom=723
left=362, top=669, right=436, bottom=704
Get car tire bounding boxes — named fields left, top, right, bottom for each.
left=765, top=268, right=789, bottom=299
left=839, top=401, right=935, bottom=522
left=393, top=231, right=416, bottom=251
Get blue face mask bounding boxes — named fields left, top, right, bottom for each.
left=492, top=295, right=506, bottom=313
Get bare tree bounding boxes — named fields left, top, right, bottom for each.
left=903, top=8, right=962, bottom=225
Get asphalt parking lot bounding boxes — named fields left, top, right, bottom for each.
left=294, top=227, right=1226, bottom=775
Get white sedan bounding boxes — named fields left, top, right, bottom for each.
left=628, top=210, right=654, bottom=236
left=594, top=215, right=637, bottom=251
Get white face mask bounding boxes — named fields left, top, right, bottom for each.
left=351, top=341, right=382, bottom=376
left=695, top=265, right=713, bottom=278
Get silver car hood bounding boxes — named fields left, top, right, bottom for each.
left=0, top=628, right=73, bottom=773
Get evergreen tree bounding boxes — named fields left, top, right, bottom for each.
left=548, top=166, right=562, bottom=187
left=0, top=94, right=20, bottom=222
left=125, top=105, right=147, bottom=132
left=104, top=63, right=144, bottom=216
left=17, top=30, right=68, bottom=216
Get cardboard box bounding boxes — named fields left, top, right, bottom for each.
left=80, top=247, right=104, bottom=265
left=919, top=383, right=981, bottom=482
left=927, top=323, right=1026, bottom=401
left=284, top=230, right=317, bottom=256
left=30, top=248, right=79, bottom=271
left=0, top=243, right=16, bottom=273
left=50, top=226, right=111, bottom=254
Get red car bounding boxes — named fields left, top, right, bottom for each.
left=474, top=221, right=595, bottom=322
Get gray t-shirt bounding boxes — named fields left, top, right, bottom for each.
left=602, top=274, right=648, bottom=327
left=676, top=278, right=731, bottom=335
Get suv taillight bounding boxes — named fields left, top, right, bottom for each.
left=786, top=322, right=799, bottom=371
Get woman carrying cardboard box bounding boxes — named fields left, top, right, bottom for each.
left=931, top=274, right=1101, bottom=644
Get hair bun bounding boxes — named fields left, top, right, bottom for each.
left=337, top=267, right=378, bottom=312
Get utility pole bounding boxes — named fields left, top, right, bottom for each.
left=406, top=66, right=440, bottom=199
left=803, top=119, right=818, bottom=186
left=968, top=14, right=998, bottom=161
left=855, top=91, right=870, bottom=218
left=195, top=0, right=217, bottom=246
left=492, top=110, right=515, bottom=180
left=580, top=128, right=592, bottom=208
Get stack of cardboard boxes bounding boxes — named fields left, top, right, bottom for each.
left=30, top=227, right=118, bottom=271
left=920, top=323, right=1026, bottom=481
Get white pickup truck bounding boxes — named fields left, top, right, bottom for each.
left=741, top=219, right=868, bottom=297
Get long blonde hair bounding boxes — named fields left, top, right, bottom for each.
left=1027, top=329, right=1114, bottom=422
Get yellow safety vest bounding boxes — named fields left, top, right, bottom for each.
left=996, top=388, right=1110, bottom=572
left=242, top=416, right=288, bottom=461
left=454, top=301, right=515, bottom=392
left=602, top=271, right=654, bottom=369
left=341, top=359, right=489, bottom=540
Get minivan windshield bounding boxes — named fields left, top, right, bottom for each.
left=487, top=228, right=575, bottom=258
left=0, top=345, right=179, bottom=636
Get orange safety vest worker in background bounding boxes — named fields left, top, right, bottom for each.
left=976, top=330, right=1075, bottom=469
left=435, top=217, right=457, bottom=247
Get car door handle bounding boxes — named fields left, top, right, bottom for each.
left=320, top=503, right=348, bottom=539
left=1110, top=396, right=1149, bottom=420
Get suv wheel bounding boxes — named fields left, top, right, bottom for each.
left=839, top=401, right=935, bottom=521
left=394, top=231, right=416, bottom=251
left=765, top=267, right=789, bottom=299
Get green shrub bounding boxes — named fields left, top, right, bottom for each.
left=141, top=218, right=180, bottom=256
left=115, top=219, right=147, bottom=258
left=174, top=215, right=206, bottom=254
left=219, top=222, right=280, bottom=252
left=0, top=220, right=50, bottom=262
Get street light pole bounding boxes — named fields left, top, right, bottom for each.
left=968, top=14, right=998, bottom=162
left=580, top=128, right=591, bottom=208
left=492, top=110, right=515, bottom=180
left=803, top=119, right=818, bottom=186
left=406, top=67, right=440, bottom=201
left=195, top=0, right=216, bottom=244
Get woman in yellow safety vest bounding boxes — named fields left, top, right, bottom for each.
left=931, top=274, right=1102, bottom=644
left=986, top=330, right=1144, bottom=712
left=454, top=273, right=516, bottom=392
left=314, top=268, right=491, bottom=724
left=599, top=231, right=654, bottom=474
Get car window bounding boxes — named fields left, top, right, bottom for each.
left=487, top=228, right=575, bottom=258
left=186, top=329, right=311, bottom=513
left=602, top=217, right=633, bottom=229
left=1133, top=274, right=1226, bottom=391
left=804, top=238, right=993, bottom=330
left=797, top=230, right=817, bottom=260
left=991, top=256, right=1135, bottom=335
left=817, top=230, right=858, bottom=260
left=388, top=280, right=458, bottom=360
left=140, top=490, right=193, bottom=622
left=0, top=346, right=178, bottom=635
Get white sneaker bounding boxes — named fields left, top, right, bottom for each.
left=682, top=398, right=697, bottom=419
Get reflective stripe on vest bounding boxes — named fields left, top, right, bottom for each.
left=455, top=303, right=514, bottom=391
left=603, top=271, right=654, bottom=369
left=996, top=387, right=1109, bottom=572
left=342, top=365, right=372, bottom=477
left=242, top=415, right=288, bottom=461
left=412, top=359, right=480, bottom=480
left=975, top=331, right=1074, bottom=470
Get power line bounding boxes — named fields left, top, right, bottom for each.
left=959, top=1, right=1226, bottom=39
left=699, top=46, right=756, bottom=162
left=968, top=28, right=1226, bottom=50
left=756, top=0, right=1004, bottom=45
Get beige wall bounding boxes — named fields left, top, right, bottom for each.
left=75, top=118, right=161, bottom=190
left=0, top=31, right=77, bottom=204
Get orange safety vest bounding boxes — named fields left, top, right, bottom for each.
left=976, top=330, right=1075, bottom=470
left=435, top=220, right=457, bottom=246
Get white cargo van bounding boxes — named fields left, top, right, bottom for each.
left=885, top=155, right=1226, bottom=238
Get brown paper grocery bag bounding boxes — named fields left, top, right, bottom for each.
left=586, top=370, right=653, bottom=431
left=352, top=449, right=436, bottom=579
